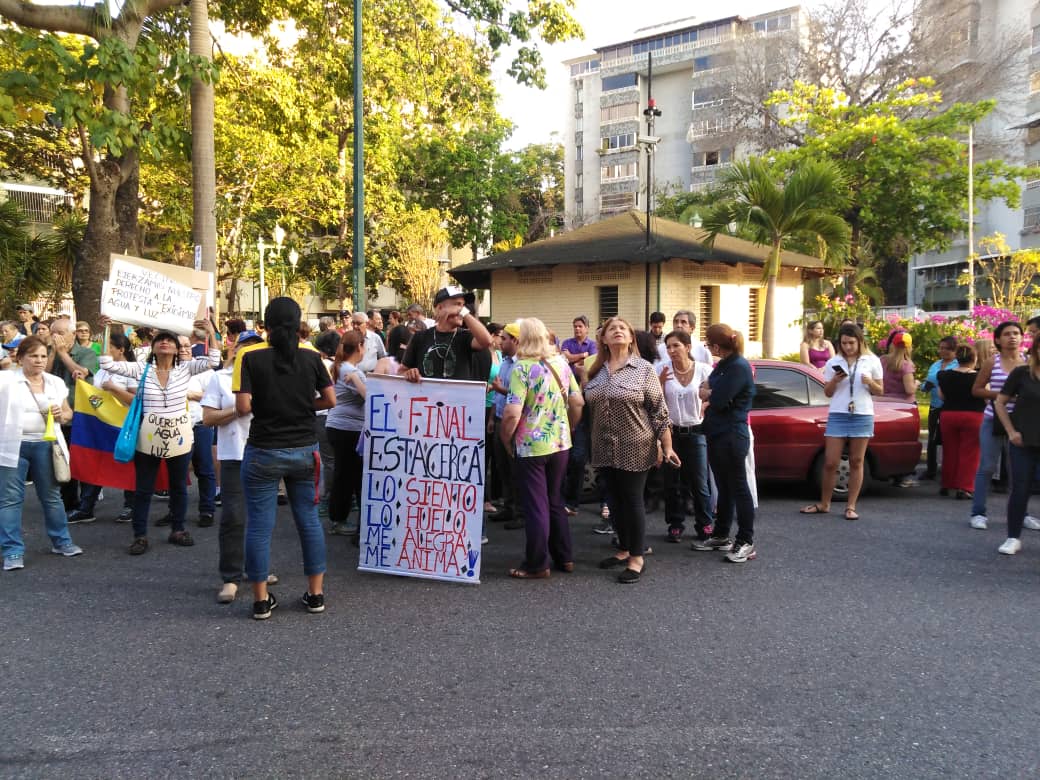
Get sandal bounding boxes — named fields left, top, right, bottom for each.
left=844, top=508, right=860, bottom=521
left=618, top=561, right=645, bottom=584
left=800, top=504, right=829, bottom=514
left=128, top=537, right=148, bottom=555
left=167, top=530, right=195, bottom=547
left=508, top=566, right=550, bottom=579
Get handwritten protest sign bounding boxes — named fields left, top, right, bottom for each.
left=359, top=374, right=486, bottom=584
left=139, top=410, right=193, bottom=459
left=101, top=254, right=212, bottom=335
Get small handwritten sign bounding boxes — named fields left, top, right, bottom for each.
left=102, top=256, right=208, bottom=335
left=139, top=410, right=193, bottom=458
left=358, top=374, right=485, bottom=584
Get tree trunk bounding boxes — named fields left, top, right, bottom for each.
left=761, top=243, right=781, bottom=359
left=190, top=0, right=217, bottom=309
left=73, top=161, right=122, bottom=326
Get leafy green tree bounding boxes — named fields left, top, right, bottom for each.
left=767, top=79, right=1025, bottom=301
left=0, top=199, right=60, bottom=317
left=703, top=158, right=851, bottom=358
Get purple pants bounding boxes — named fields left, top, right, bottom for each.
left=514, top=450, right=573, bottom=572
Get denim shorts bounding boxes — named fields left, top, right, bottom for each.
left=825, top=412, right=874, bottom=438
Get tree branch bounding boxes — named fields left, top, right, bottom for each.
left=0, top=0, right=98, bottom=37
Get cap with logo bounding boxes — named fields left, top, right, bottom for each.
left=433, top=285, right=476, bottom=307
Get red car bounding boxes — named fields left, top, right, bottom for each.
left=749, top=360, right=922, bottom=496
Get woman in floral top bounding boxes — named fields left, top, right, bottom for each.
left=500, top=318, right=584, bottom=579
left=584, top=317, right=679, bottom=584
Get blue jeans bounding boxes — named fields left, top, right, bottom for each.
left=191, top=424, right=216, bottom=515
left=242, top=444, right=326, bottom=583
left=971, top=417, right=1004, bottom=517
left=0, top=440, right=75, bottom=558
left=1006, top=445, right=1040, bottom=539
left=664, top=429, right=712, bottom=536
left=133, top=451, right=192, bottom=537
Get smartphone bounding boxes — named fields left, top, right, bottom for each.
left=832, top=365, right=847, bottom=377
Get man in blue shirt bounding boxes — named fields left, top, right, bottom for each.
left=491, top=323, right=524, bottom=529
left=921, top=336, right=957, bottom=482
left=560, top=315, right=596, bottom=378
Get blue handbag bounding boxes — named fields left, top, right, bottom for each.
left=114, top=362, right=149, bottom=464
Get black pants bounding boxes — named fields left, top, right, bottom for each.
left=327, top=427, right=363, bottom=525
left=925, top=407, right=942, bottom=479
left=492, top=419, right=522, bottom=521
left=707, top=431, right=755, bottom=545
left=601, top=467, right=648, bottom=555
left=218, top=459, right=245, bottom=583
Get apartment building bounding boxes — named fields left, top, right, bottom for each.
left=563, top=7, right=801, bottom=228
left=907, top=0, right=1038, bottom=310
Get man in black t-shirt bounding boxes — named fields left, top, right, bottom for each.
left=400, top=286, right=493, bottom=382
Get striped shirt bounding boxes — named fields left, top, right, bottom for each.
left=984, top=353, right=1020, bottom=418
left=99, top=351, right=220, bottom=418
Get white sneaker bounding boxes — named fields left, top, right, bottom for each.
left=217, top=582, right=238, bottom=604
left=998, top=538, right=1022, bottom=555
left=970, top=515, right=988, bottom=530
left=1024, top=515, right=1040, bottom=531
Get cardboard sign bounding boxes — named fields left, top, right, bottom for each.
left=139, top=410, right=193, bottom=458
left=101, top=254, right=212, bottom=335
left=358, top=374, right=486, bottom=584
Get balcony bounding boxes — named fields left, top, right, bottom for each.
left=689, top=162, right=732, bottom=190
left=687, top=118, right=735, bottom=141
left=599, top=34, right=733, bottom=74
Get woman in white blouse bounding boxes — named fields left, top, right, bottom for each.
left=657, top=330, right=714, bottom=544
left=99, top=318, right=220, bottom=554
left=800, top=323, right=883, bottom=521
left=0, top=336, right=82, bottom=571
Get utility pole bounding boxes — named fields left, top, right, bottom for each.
left=352, top=0, right=366, bottom=312
left=642, top=52, right=661, bottom=248
left=967, top=123, right=975, bottom=312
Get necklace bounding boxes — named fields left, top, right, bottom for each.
left=672, top=362, right=693, bottom=375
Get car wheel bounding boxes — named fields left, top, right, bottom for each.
left=812, top=452, right=850, bottom=501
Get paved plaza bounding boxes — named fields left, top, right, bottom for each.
left=3, top=481, right=1039, bottom=778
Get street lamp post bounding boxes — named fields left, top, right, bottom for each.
left=257, top=237, right=268, bottom=316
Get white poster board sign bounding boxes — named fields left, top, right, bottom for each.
left=101, top=255, right=211, bottom=335
left=358, top=374, right=486, bottom=584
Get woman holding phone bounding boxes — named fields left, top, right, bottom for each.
left=800, top=323, right=883, bottom=520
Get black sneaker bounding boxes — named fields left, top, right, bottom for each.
left=214, top=491, right=222, bottom=507
left=253, top=592, right=278, bottom=620
left=116, top=506, right=133, bottom=523
left=155, top=513, right=172, bottom=527
left=197, top=513, right=215, bottom=528
left=67, top=510, right=96, bottom=524
left=301, top=592, right=325, bottom=614
left=154, top=490, right=169, bottom=500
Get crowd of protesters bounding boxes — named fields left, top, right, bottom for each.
left=4, top=294, right=1040, bottom=618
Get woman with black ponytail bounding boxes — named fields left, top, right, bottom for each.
left=235, top=297, right=336, bottom=620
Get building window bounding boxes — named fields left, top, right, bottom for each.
left=601, top=73, right=638, bottom=92
left=1027, top=162, right=1040, bottom=190
left=576, top=116, right=583, bottom=132
left=598, top=285, right=619, bottom=322
left=601, top=132, right=636, bottom=151
left=692, top=53, right=733, bottom=74
left=748, top=288, right=763, bottom=341
left=601, top=162, right=638, bottom=180
left=753, top=14, right=791, bottom=33
left=600, top=102, right=640, bottom=123
left=692, top=86, right=731, bottom=108
left=576, top=144, right=583, bottom=162
left=575, top=187, right=583, bottom=205
left=693, top=149, right=732, bottom=167
left=570, top=60, right=599, bottom=77
left=1025, top=206, right=1040, bottom=230
left=575, top=172, right=583, bottom=188
left=1032, top=25, right=1040, bottom=53
left=699, top=286, right=719, bottom=339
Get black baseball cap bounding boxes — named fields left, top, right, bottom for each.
left=433, top=286, right=475, bottom=307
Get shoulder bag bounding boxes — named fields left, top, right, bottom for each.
left=41, top=406, right=71, bottom=483
left=114, top=362, right=149, bottom=463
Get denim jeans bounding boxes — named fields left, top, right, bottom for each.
left=707, top=430, right=755, bottom=545
left=971, top=417, right=1005, bottom=517
left=0, top=440, right=75, bottom=558
left=242, top=444, right=326, bottom=583
left=133, top=451, right=192, bottom=537
left=664, top=430, right=712, bottom=536
left=191, top=424, right=216, bottom=515
left=1006, top=445, right=1040, bottom=539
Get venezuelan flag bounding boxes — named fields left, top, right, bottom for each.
left=70, top=380, right=168, bottom=491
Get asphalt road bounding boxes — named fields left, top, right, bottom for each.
left=3, top=478, right=1039, bottom=779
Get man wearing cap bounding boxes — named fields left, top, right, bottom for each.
left=15, top=304, right=36, bottom=336
left=400, top=287, right=493, bottom=382
left=489, top=323, right=525, bottom=529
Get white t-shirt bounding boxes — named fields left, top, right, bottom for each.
left=822, top=353, right=884, bottom=416
left=188, top=369, right=214, bottom=426
left=92, top=366, right=138, bottom=394
left=357, top=330, right=387, bottom=373
left=658, top=340, right=712, bottom=366
left=201, top=368, right=252, bottom=461
left=14, top=372, right=68, bottom=442
left=658, top=359, right=713, bottom=426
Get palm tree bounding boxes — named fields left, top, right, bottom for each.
left=702, top=158, right=851, bottom=358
